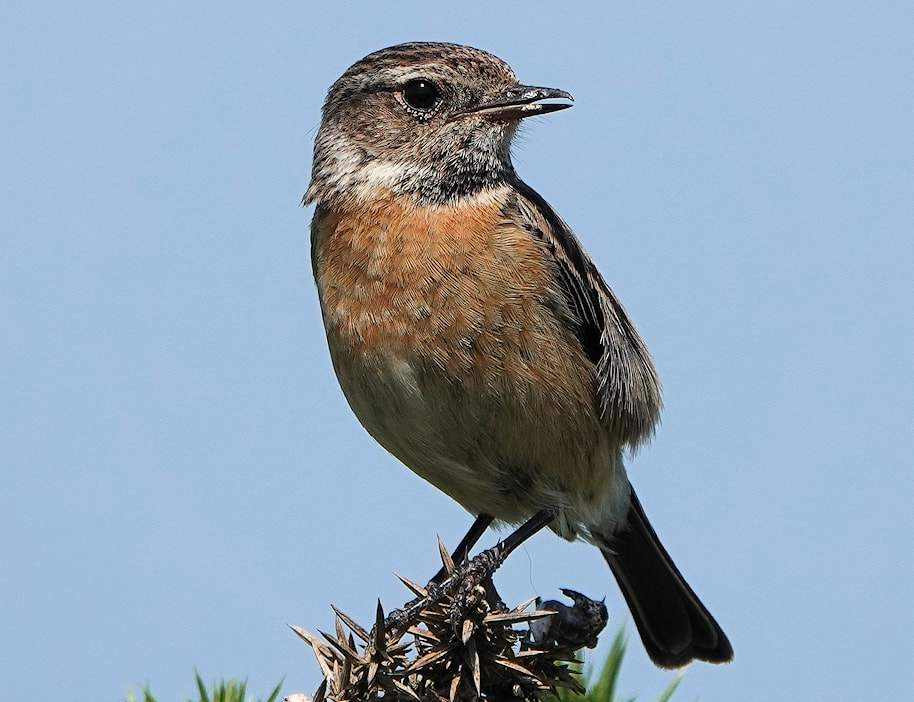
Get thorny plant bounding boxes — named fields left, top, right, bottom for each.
left=291, top=537, right=608, bottom=702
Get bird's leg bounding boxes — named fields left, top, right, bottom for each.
left=384, top=508, right=557, bottom=637
left=497, top=507, right=556, bottom=557
left=447, top=508, right=556, bottom=630
left=430, top=513, right=495, bottom=584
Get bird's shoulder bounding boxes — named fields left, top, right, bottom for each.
left=501, top=180, right=663, bottom=447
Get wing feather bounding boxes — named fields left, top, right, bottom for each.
left=507, top=179, right=662, bottom=447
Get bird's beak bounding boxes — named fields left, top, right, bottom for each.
left=454, top=85, right=574, bottom=122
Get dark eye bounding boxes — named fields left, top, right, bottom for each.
left=402, top=79, right=441, bottom=110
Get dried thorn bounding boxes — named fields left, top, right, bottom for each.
left=483, top=609, right=555, bottom=625
left=551, top=675, right=586, bottom=693
left=395, top=573, right=428, bottom=597
left=287, top=624, right=324, bottom=649
left=448, top=669, right=461, bottom=702
left=548, top=651, right=585, bottom=663
left=387, top=640, right=414, bottom=656
left=366, top=660, right=379, bottom=687
left=461, top=618, right=474, bottom=644
left=407, top=626, right=440, bottom=642
left=313, top=653, right=335, bottom=682
left=416, top=609, right=450, bottom=623
left=553, top=667, right=585, bottom=684
left=288, top=626, right=337, bottom=678
left=512, top=597, right=538, bottom=612
left=372, top=599, right=388, bottom=650
left=340, top=635, right=354, bottom=687
left=467, top=638, right=481, bottom=696
left=318, top=630, right=362, bottom=663
left=391, top=678, right=422, bottom=702
left=556, top=662, right=584, bottom=675
left=437, top=535, right=455, bottom=575
left=329, top=657, right=341, bottom=696
left=514, top=649, right=548, bottom=658
left=330, top=605, right=371, bottom=642
left=405, top=647, right=450, bottom=673
left=312, top=679, right=327, bottom=702
left=492, top=657, right=538, bottom=678
left=335, top=614, right=346, bottom=643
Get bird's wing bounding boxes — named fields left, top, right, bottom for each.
left=508, top=179, right=662, bottom=447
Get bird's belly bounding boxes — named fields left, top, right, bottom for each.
left=312, top=194, right=629, bottom=534
left=328, top=336, right=623, bottom=532
left=330, top=345, right=526, bottom=519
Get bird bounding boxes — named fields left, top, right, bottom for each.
left=305, top=41, right=732, bottom=668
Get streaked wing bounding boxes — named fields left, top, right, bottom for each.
left=507, top=179, right=662, bottom=447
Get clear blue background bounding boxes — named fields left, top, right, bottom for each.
left=3, top=2, right=912, bottom=700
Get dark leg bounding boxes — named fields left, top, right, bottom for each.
left=439, top=508, right=557, bottom=600
left=385, top=508, right=557, bottom=637
left=431, top=513, right=495, bottom=583
left=498, top=508, right=556, bottom=556
left=446, top=508, right=557, bottom=627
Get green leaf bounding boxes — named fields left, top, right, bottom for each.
left=586, top=626, right=627, bottom=702
left=654, top=673, right=683, bottom=702
left=129, top=673, right=283, bottom=702
left=194, top=670, right=210, bottom=702
left=264, top=677, right=285, bottom=702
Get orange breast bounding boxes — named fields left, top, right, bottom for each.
left=313, top=187, right=585, bottom=390
left=311, top=186, right=611, bottom=522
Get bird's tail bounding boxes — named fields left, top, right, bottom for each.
left=599, top=486, right=733, bottom=668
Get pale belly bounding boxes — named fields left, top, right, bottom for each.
left=327, top=336, right=627, bottom=538
left=312, top=194, right=632, bottom=539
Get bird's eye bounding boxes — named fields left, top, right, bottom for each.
left=402, top=79, right=441, bottom=111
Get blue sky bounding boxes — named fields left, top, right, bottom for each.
left=2, top=2, right=912, bottom=701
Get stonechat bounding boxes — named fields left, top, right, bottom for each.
left=305, top=42, right=732, bottom=668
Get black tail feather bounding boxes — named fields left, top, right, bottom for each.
left=600, top=487, right=733, bottom=668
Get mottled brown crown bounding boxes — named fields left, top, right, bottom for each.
left=305, top=43, right=531, bottom=206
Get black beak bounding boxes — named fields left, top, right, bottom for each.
left=455, top=85, right=573, bottom=121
